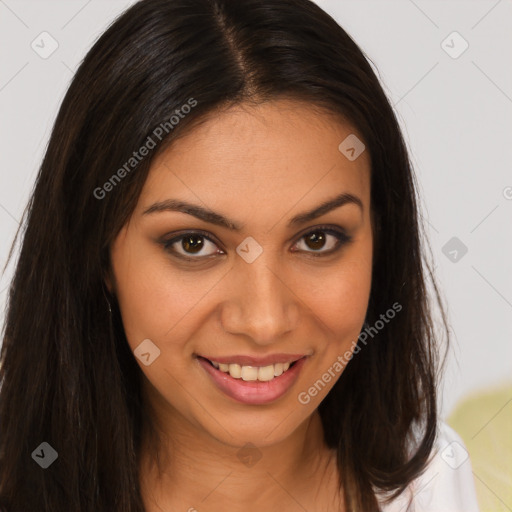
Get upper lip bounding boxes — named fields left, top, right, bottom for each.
left=197, top=353, right=308, bottom=366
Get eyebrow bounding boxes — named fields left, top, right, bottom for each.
left=142, top=192, right=363, bottom=231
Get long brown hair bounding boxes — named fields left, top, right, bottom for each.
left=0, top=0, right=448, bottom=510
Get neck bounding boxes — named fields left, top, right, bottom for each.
left=138, top=393, right=341, bottom=511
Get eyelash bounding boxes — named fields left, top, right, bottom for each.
left=161, top=225, right=352, bottom=262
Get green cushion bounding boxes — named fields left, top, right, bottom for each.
left=447, top=385, right=512, bottom=512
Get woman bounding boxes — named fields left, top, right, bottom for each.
left=0, top=0, right=480, bottom=510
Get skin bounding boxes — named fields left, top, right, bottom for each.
left=106, top=99, right=373, bottom=512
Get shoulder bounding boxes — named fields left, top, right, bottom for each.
left=379, top=421, right=480, bottom=512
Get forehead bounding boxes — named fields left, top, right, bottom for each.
left=136, top=99, right=371, bottom=222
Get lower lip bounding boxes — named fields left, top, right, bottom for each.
left=197, top=356, right=307, bottom=405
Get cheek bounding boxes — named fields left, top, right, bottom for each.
left=293, top=250, right=372, bottom=407
left=313, top=269, right=370, bottom=344
left=307, top=246, right=372, bottom=347
left=110, top=236, right=197, bottom=350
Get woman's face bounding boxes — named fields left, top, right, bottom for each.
left=108, top=99, right=373, bottom=448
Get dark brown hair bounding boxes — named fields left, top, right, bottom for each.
left=0, top=0, right=448, bottom=510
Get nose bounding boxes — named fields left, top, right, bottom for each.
left=220, top=255, right=300, bottom=346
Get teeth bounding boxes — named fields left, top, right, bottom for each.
left=274, top=363, right=284, bottom=377
left=257, top=365, right=274, bottom=381
left=210, top=360, right=295, bottom=381
left=229, top=363, right=242, bottom=379
left=241, top=365, right=258, bottom=381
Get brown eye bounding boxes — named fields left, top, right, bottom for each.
left=181, top=234, right=205, bottom=254
left=292, top=226, right=352, bottom=256
left=304, top=231, right=327, bottom=250
left=163, top=232, right=222, bottom=259
left=162, top=225, right=351, bottom=262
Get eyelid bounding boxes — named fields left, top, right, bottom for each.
left=161, top=229, right=224, bottom=261
left=290, top=224, right=352, bottom=256
left=162, top=228, right=224, bottom=249
left=160, top=224, right=352, bottom=260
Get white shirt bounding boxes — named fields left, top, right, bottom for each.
left=379, top=422, right=480, bottom=512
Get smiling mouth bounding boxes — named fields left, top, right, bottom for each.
left=195, top=354, right=308, bottom=405
left=197, top=356, right=301, bottom=382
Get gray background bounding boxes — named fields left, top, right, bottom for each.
left=0, top=0, right=511, bottom=420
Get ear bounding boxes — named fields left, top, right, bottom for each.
left=104, top=276, right=113, bottom=294
left=370, top=210, right=380, bottom=269
left=103, top=267, right=115, bottom=295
